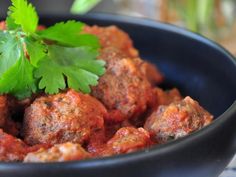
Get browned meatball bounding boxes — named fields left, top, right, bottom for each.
left=144, top=96, right=213, bottom=143
left=94, top=127, right=152, bottom=157
left=23, top=89, right=107, bottom=145
left=92, top=48, right=155, bottom=122
left=84, top=25, right=164, bottom=86
left=0, top=129, right=28, bottom=162
left=84, top=25, right=164, bottom=85
left=107, top=127, right=152, bottom=154
left=84, top=26, right=163, bottom=85
left=99, top=47, right=163, bottom=85
left=84, top=25, right=139, bottom=58
left=24, top=142, right=90, bottom=162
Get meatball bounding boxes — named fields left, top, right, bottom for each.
left=23, top=89, right=107, bottom=145
left=0, top=129, right=28, bottom=162
left=92, top=48, right=155, bottom=122
left=24, top=142, right=90, bottom=162
left=92, top=127, right=151, bottom=157
left=85, top=25, right=164, bottom=86
left=144, top=96, right=213, bottom=143
left=84, top=25, right=139, bottom=58
left=154, top=87, right=182, bottom=107
left=106, top=127, right=151, bottom=154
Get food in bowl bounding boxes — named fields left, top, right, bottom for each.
left=0, top=0, right=213, bottom=163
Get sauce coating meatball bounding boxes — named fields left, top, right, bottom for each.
left=93, top=127, right=152, bottom=157
left=144, top=96, right=213, bottom=143
left=0, top=21, right=216, bottom=163
left=24, top=142, right=90, bottom=162
left=154, top=87, right=182, bottom=107
left=106, top=127, right=151, bottom=154
left=140, top=62, right=164, bottom=86
left=84, top=25, right=164, bottom=86
left=22, top=89, right=107, bottom=145
left=84, top=25, right=138, bottom=58
left=0, top=95, right=23, bottom=136
left=92, top=48, right=155, bottom=122
left=0, top=129, right=28, bottom=162
left=0, top=129, right=48, bottom=162
left=0, top=96, right=9, bottom=127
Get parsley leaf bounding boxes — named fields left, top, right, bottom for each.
left=0, top=0, right=105, bottom=99
left=0, top=31, right=21, bottom=76
left=35, top=45, right=105, bottom=94
left=6, top=16, right=20, bottom=30
left=9, top=0, right=38, bottom=33
left=35, top=58, right=66, bottom=94
left=65, top=67, right=100, bottom=93
left=0, top=53, right=36, bottom=99
left=25, top=37, right=47, bottom=67
left=37, top=20, right=99, bottom=48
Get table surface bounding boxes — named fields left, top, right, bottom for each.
left=219, top=156, right=236, bottom=177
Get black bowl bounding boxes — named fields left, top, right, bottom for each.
left=1, top=13, right=236, bottom=177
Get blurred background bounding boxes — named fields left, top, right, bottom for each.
left=0, top=0, right=236, bottom=54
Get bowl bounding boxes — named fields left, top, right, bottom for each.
left=1, top=13, right=236, bottom=177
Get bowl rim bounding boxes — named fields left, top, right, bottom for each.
left=1, top=12, right=236, bottom=169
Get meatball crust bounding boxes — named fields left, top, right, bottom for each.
left=84, top=25, right=138, bottom=58
left=144, top=96, right=213, bottom=143
left=23, top=89, right=107, bottom=145
left=127, top=58, right=163, bottom=86
left=92, top=48, right=155, bottom=122
left=24, top=142, right=90, bottom=162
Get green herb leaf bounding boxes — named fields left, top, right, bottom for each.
left=25, top=37, right=47, bottom=67
left=9, top=0, right=39, bottom=33
left=0, top=0, right=104, bottom=99
left=65, top=67, right=99, bottom=93
left=6, top=16, right=20, bottom=30
left=37, top=20, right=99, bottom=48
left=0, top=53, right=36, bottom=99
left=0, top=31, right=21, bottom=76
left=35, top=45, right=105, bottom=94
left=35, top=58, right=66, bottom=94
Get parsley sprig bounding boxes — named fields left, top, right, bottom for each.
left=0, top=0, right=105, bottom=99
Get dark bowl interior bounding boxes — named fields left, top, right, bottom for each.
left=1, top=13, right=236, bottom=177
